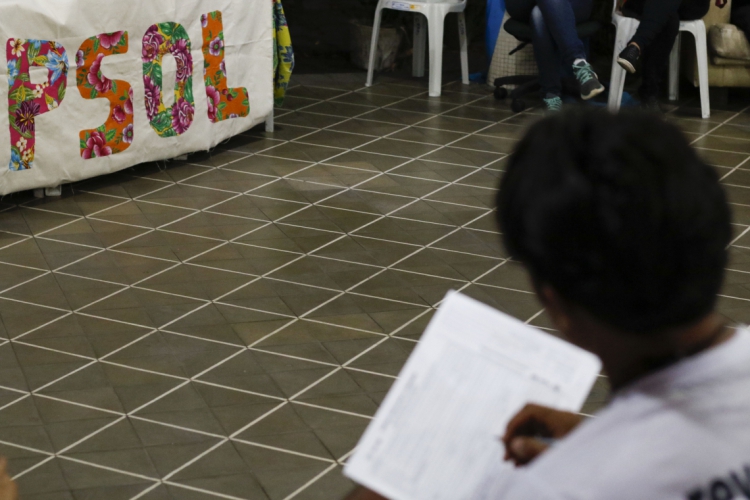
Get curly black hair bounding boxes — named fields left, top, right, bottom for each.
left=497, top=109, right=731, bottom=333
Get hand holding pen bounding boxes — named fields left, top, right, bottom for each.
left=502, top=404, right=585, bottom=466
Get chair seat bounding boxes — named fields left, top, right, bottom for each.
left=504, top=18, right=602, bottom=43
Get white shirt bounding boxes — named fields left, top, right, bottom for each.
left=500, top=327, right=750, bottom=500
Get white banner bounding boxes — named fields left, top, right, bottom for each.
left=0, top=0, right=273, bottom=195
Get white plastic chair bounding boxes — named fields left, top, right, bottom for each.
left=608, top=3, right=710, bottom=119
left=365, top=0, right=469, bottom=97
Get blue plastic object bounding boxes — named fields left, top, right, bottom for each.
left=620, top=91, right=639, bottom=107
left=470, top=72, right=487, bottom=83
left=486, top=0, right=506, bottom=62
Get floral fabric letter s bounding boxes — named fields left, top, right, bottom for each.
left=142, top=23, right=195, bottom=137
left=7, top=39, right=68, bottom=171
left=76, top=32, right=134, bottom=159
left=201, top=11, right=249, bottom=122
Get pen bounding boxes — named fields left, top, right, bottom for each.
left=534, top=437, right=558, bottom=447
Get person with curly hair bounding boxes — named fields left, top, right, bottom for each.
left=344, top=109, right=750, bottom=500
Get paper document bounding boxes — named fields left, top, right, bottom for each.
left=344, top=291, right=602, bottom=500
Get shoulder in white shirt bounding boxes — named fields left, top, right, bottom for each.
left=500, top=328, right=750, bottom=500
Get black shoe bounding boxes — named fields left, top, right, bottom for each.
left=641, top=96, right=664, bottom=114
left=617, top=44, right=640, bottom=74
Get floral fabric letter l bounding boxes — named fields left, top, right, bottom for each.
left=7, top=39, right=68, bottom=171
left=201, top=11, right=250, bottom=122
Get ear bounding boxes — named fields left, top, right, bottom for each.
left=537, top=285, right=571, bottom=335
left=536, top=286, right=602, bottom=352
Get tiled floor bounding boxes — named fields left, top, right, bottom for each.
left=1, top=72, right=750, bottom=499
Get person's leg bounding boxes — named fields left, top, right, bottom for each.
left=629, top=0, right=683, bottom=51
left=533, top=0, right=592, bottom=64
left=505, top=0, right=538, bottom=23
left=640, top=13, right=680, bottom=103
left=618, top=0, right=681, bottom=74
left=622, top=0, right=646, bottom=17
left=530, top=6, right=564, bottom=110
left=533, top=0, right=603, bottom=99
left=679, top=0, right=710, bottom=21
left=531, top=7, right=562, bottom=96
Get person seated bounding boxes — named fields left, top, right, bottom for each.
left=505, top=0, right=605, bottom=112
left=616, top=0, right=711, bottom=112
left=346, top=108, right=750, bottom=499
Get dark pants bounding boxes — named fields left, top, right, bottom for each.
left=507, top=0, right=593, bottom=96
left=623, top=0, right=710, bottom=98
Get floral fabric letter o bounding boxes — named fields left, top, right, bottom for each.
left=7, top=39, right=68, bottom=171
left=201, top=11, right=250, bottom=122
left=77, top=32, right=134, bottom=159
left=142, top=23, right=194, bottom=138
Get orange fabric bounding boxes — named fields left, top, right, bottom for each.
left=76, top=32, right=133, bottom=158
left=201, top=11, right=249, bottom=122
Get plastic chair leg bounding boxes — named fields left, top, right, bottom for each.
left=413, top=14, right=426, bottom=78
left=366, top=3, right=384, bottom=87
left=692, top=24, right=711, bottom=119
left=608, top=62, right=628, bottom=111
left=669, top=32, right=682, bottom=102
left=427, top=8, right=448, bottom=97
left=458, top=12, right=469, bottom=85
left=608, top=18, right=639, bottom=111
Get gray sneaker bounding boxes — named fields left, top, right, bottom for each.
left=572, top=61, right=605, bottom=100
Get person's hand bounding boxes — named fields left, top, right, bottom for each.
left=0, top=458, right=18, bottom=500
left=502, top=404, right=584, bottom=466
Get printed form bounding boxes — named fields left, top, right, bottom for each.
left=344, top=291, right=602, bottom=500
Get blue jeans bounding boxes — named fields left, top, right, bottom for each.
left=507, top=0, right=593, bottom=96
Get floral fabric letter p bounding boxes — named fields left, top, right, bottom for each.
left=7, top=39, right=68, bottom=171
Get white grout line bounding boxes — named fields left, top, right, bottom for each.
left=524, top=308, right=546, bottom=325
left=74, top=97, right=516, bottom=488
left=278, top=209, right=509, bottom=402
left=282, top=462, right=340, bottom=500
left=126, top=483, right=163, bottom=500
left=689, top=105, right=750, bottom=147
left=730, top=225, right=750, bottom=247
left=163, top=481, right=247, bottom=500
